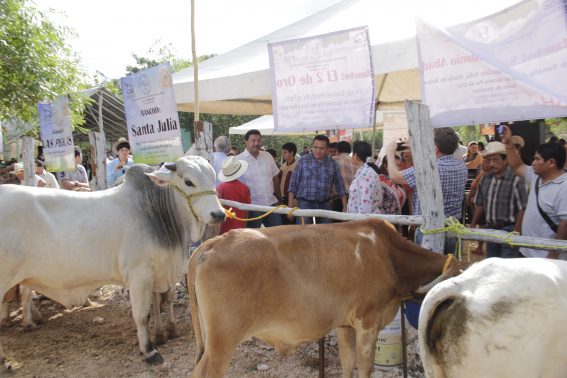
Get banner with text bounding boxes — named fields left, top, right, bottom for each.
left=38, top=96, right=76, bottom=172
left=121, top=63, right=183, bottom=165
left=418, top=0, right=567, bottom=127
left=269, top=27, right=376, bottom=132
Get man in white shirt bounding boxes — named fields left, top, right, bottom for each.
left=35, top=159, right=59, bottom=188
left=238, top=129, right=282, bottom=228
left=501, top=126, right=567, bottom=259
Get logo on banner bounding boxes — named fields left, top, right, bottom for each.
left=139, top=75, right=151, bottom=95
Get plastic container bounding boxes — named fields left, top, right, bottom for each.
left=374, top=309, right=402, bottom=367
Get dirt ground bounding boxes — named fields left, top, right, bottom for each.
left=1, top=284, right=425, bottom=377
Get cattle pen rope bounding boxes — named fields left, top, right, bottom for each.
left=219, top=200, right=567, bottom=254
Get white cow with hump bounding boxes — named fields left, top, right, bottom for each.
left=0, top=156, right=225, bottom=371
left=419, top=257, right=567, bottom=378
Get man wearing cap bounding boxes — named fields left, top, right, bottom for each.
left=238, top=129, right=282, bottom=228
left=501, top=126, right=567, bottom=259
left=60, top=148, right=90, bottom=191
left=216, top=156, right=251, bottom=234
left=470, top=141, right=528, bottom=258
left=107, top=138, right=133, bottom=187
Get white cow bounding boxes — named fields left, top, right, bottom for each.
left=0, top=156, right=225, bottom=370
left=419, top=257, right=567, bottom=378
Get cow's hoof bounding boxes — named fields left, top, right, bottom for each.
left=145, top=352, right=164, bottom=365
left=153, top=333, right=167, bottom=346
left=23, top=322, right=38, bottom=332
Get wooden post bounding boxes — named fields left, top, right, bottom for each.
left=88, top=131, right=108, bottom=191
left=22, top=136, right=35, bottom=187
left=405, top=100, right=445, bottom=253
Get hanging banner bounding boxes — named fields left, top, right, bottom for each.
left=38, top=96, right=76, bottom=172
left=121, top=63, right=183, bottom=165
left=417, top=0, right=567, bottom=127
left=269, top=26, right=376, bottom=132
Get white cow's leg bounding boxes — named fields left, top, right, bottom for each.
left=0, top=287, right=9, bottom=371
left=129, top=277, right=163, bottom=365
left=163, top=288, right=179, bottom=340
left=20, top=286, right=38, bottom=331
left=354, top=323, right=380, bottom=378
left=152, top=292, right=166, bottom=346
left=337, top=326, right=357, bottom=378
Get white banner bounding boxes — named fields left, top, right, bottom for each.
left=121, top=63, right=183, bottom=165
left=38, top=96, right=76, bottom=172
left=269, top=27, right=376, bottom=132
left=418, top=0, right=567, bottom=127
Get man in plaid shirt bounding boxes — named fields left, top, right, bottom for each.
left=386, top=127, right=468, bottom=253
left=470, top=141, right=527, bottom=258
left=288, top=135, right=347, bottom=224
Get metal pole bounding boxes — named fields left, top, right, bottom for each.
left=401, top=302, right=408, bottom=378
left=318, top=337, right=325, bottom=378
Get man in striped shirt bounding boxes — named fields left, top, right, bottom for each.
left=471, top=141, right=528, bottom=258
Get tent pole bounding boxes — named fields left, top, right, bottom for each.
left=372, top=74, right=388, bottom=157
left=191, top=0, right=199, bottom=122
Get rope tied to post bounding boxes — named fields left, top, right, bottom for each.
left=419, top=216, right=567, bottom=260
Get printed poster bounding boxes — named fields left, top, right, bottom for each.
left=418, top=0, right=567, bottom=127
left=121, top=63, right=183, bottom=165
left=269, top=27, right=376, bottom=132
left=38, top=96, right=76, bottom=172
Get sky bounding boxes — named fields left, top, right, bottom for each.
left=33, top=0, right=520, bottom=81
left=33, top=0, right=341, bottom=80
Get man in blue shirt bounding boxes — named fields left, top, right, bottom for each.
left=287, top=135, right=347, bottom=224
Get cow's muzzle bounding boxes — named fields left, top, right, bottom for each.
left=210, top=210, right=226, bottom=223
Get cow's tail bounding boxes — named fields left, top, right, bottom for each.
left=418, top=282, right=467, bottom=378
left=187, top=247, right=205, bottom=365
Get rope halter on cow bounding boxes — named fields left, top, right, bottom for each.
left=171, top=184, right=219, bottom=223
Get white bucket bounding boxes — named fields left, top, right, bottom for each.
left=374, top=309, right=402, bottom=368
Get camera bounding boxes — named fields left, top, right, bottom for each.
left=396, top=141, right=407, bottom=151
left=497, top=125, right=506, bottom=135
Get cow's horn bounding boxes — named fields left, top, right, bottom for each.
left=165, top=162, right=177, bottom=172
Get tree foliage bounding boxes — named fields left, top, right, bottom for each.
left=0, top=0, right=88, bottom=127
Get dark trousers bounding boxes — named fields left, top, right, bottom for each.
left=246, top=204, right=282, bottom=228
left=486, top=224, right=519, bottom=258
left=296, top=199, right=332, bottom=224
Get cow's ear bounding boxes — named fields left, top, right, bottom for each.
left=145, top=171, right=175, bottom=186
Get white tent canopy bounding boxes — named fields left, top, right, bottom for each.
left=173, top=0, right=518, bottom=115
left=228, top=116, right=314, bottom=136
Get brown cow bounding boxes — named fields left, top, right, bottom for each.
left=188, top=219, right=463, bottom=377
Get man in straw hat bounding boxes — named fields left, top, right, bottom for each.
left=470, top=141, right=527, bottom=258
left=107, top=137, right=133, bottom=187
left=216, top=156, right=251, bottom=234
left=11, top=162, right=46, bottom=187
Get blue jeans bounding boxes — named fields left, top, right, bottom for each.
left=296, top=199, right=332, bottom=224
left=415, top=228, right=457, bottom=255
left=246, top=206, right=282, bottom=228
left=486, top=224, right=519, bottom=258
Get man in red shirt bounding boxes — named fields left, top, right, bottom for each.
left=216, top=156, right=251, bottom=234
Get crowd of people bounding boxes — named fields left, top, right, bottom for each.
left=0, top=137, right=134, bottom=191
left=213, top=127, right=567, bottom=260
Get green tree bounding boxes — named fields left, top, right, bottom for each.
left=0, top=0, right=88, bottom=127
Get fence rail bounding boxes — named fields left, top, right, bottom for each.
left=219, top=199, right=567, bottom=253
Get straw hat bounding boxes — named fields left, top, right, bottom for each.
left=480, top=141, right=506, bottom=156
left=10, top=162, right=24, bottom=174
left=218, top=156, right=248, bottom=183
left=112, top=137, right=131, bottom=154
left=510, top=135, right=525, bottom=148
